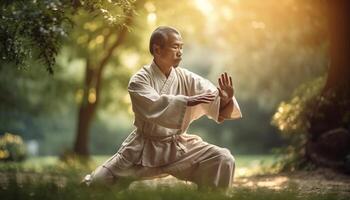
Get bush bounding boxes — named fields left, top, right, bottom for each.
left=0, top=132, right=27, bottom=162
left=271, top=76, right=325, bottom=171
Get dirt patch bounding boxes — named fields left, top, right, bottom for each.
left=234, top=168, right=350, bottom=195
left=130, top=168, right=350, bottom=196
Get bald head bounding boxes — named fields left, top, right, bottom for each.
left=149, top=26, right=181, bottom=55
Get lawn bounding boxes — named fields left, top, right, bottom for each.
left=0, top=155, right=348, bottom=200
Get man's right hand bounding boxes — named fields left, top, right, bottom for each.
left=187, top=93, right=216, bottom=107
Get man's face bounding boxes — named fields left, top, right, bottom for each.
left=159, top=32, right=183, bottom=68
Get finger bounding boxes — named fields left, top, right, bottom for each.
left=199, top=96, right=215, bottom=101
left=224, top=72, right=229, bottom=85
left=192, top=100, right=211, bottom=105
left=199, top=100, right=214, bottom=104
left=207, top=95, right=215, bottom=99
left=218, top=78, right=224, bottom=89
left=221, top=74, right=226, bottom=86
left=229, top=76, right=233, bottom=86
left=217, top=87, right=223, bottom=97
left=197, top=99, right=213, bottom=104
left=199, top=94, right=215, bottom=99
left=205, top=93, right=216, bottom=97
left=201, top=97, right=215, bottom=101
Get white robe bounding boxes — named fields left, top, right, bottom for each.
left=116, top=61, right=242, bottom=168
left=84, top=61, right=243, bottom=188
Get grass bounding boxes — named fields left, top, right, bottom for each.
left=1, top=177, right=347, bottom=200
left=0, top=155, right=348, bottom=200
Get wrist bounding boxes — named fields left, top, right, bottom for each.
left=220, top=97, right=232, bottom=108
left=222, top=96, right=231, bottom=103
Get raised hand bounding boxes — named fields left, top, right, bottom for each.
left=187, top=93, right=216, bottom=107
left=218, top=72, right=234, bottom=103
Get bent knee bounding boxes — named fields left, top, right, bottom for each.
left=218, top=148, right=235, bottom=165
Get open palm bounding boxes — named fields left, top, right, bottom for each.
left=218, top=72, right=234, bottom=101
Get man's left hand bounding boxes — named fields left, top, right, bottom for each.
left=217, top=72, right=234, bottom=105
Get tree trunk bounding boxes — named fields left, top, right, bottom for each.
left=73, top=59, right=100, bottom=156
left=306, top=0, right=350, bottom=170
left=324, top=0, right=350, bottom=91
left=309, top=0, right=350, bottom=136
left=72, top=5, right=138, bottom=157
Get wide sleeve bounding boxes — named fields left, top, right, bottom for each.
left=128, top=80, right=188, bottom=129
left=227, top=96, right=242, bottom=119
left=183, top=69, right=242, bottom=123
left=182, top=70, right=220, bottom=122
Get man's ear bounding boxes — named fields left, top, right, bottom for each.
left=153, top=44, right=161, bottom=56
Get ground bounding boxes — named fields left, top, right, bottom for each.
left=131, top=168, right=350, bottom=196
left=235, top=168, right=350, bottom=195
left=1, top=155, right=349, bottom=199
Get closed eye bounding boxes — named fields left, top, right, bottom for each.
left=172, top=45, right=183, bottom=50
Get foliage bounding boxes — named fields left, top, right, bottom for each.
left=208, top=0, right=328, bottom=108
left=0, top=0, right=73, bottom=73
left=0, top=0, right=135, bottom=74
left=187, top=0, right=328, bottom=156
left=0, top=132, right=27, bottom=162
left=0, top=61, right=80, bottom=146
left=0, top=0, right=330, bottom=156
left=271, top=76, right=326, bottom=171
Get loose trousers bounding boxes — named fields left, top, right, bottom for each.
left=83, top=136, right=235, bottom=189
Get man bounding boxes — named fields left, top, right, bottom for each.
left=82, top=26, right=242, bottom=190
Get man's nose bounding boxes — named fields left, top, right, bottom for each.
left=177, top=49, right=183, bottom=57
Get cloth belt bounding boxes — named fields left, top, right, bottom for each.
left=138, top=133, right=187, bottom=154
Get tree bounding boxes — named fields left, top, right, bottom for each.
left=195, top=0, right=328, bottom=155
left=272, top=0, right=350, bottom=171
left=70, top=0, right=206, bottom=157
left=1, top=0, right=141, bottom=157
left=71, top=1, right=142, bottom=157
left=0, top=0, right=72, bottom=73
left=305, top=0, right=350, bottom=169
left=0, top=0, right=135, bottom=73
left=1, top=0, right=208, bottom=157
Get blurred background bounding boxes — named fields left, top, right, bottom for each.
left=0, top=0, right=328, bottom=157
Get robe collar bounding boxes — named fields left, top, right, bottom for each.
left=150, top=61, right=176, bottom=94
left=150, top=60, right=175, bottom=82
